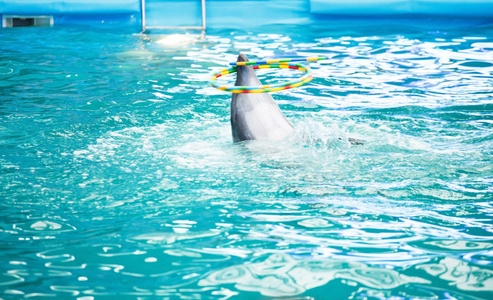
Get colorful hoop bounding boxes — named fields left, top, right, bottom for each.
left=209, top=56, right=327, bottom=93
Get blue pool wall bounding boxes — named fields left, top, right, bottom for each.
left=1, top=0, right=492, bottom=29
left=311, top=0, right=493, bottom=17
left=0, top=0, right=141, bottom=26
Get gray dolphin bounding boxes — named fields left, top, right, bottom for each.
left=230, top=54, right=364, bottom=146
left=230, top=54, right=293, bottom=143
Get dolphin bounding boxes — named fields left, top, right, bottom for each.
left=230, top=54, right=293, bottom=143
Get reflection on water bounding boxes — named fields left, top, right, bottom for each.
left=14, top=220, right=76, bottom=233
left=419, top=257, right=493, bottom=292
left=199, top=253, right=428, bottom=297
left=131, top=231, right=221, bottom=244
left=425, top=240, right=493, bottom=251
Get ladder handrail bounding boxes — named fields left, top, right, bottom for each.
left=140, top=0, right=146, bottom=31
left=140, top=0, right=206, bottom=32
left=201, top=0, right=206, bottom=29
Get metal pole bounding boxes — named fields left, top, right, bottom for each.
left=201, top=0, right=206, bottom=30
left=140, top=0, right=146, bottom=32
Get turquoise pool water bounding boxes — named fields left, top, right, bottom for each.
left=1, top=18, right=493, bottom=299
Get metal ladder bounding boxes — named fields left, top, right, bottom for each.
left=140, top=0, right=206, bottom=31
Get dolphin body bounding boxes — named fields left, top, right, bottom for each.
left=230, top=54, right=293, bottom=143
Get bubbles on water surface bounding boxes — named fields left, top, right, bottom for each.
left=291, top=121, right=352, bottom=149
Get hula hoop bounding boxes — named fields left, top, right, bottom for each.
left=209, top=56, right=327, bottom=93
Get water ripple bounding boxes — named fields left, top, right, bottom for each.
left=199, top=253, right=429, bottom=297
left=1, top=21, right=492, bottom=299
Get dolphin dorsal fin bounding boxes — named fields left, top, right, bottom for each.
left=235, top=54, right=262, bottom=87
